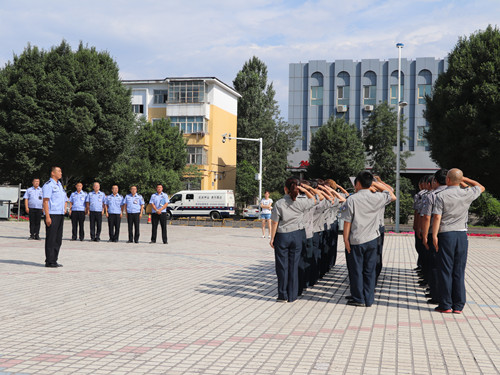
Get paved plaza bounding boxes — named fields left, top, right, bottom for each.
left=0, top=220, right=499, bottom=375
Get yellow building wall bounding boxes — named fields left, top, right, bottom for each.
left=147, top=107, right=167, bottom=121
left=144, top=104, right=237, bottom=191
left=207, top=105, right=237, bottom=191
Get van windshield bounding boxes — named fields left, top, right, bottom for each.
left=170, top=194, right=182, bottom=203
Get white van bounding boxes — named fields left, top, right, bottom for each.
left=166, top=190, right=236, bottom=220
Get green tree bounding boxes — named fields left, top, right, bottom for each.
left=233, top=56, right=300, bottom=195
left=0, top=41, right=135, bottom=186
left=307, top=116, right=365, bottom=187
left=103, top=118, right=186, bottom=201
left=425, top=25, right=500, bottom=197
left=383, top=175, right=414, bottom=225
left=363, top=102, right=411, bottom=180
left=235, top=160, right=258, bottom=206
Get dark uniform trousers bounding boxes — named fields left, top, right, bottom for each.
left=298, top=231, right=309, bottom=296
left=127, top=213, right=140, bottom=243
left=319, top=228, right=329, bottom=278
left=346, top=238, right=378, bottom=306
left=310, top=231, right=323, bottom=286
left=45, top=214, right=64, bottom=265
left=151, top=212, right=168, bottom=243
left=436, top=231, right=468, bottom=311
left=108, top=214, right=121, bottom=242
left=89, top=211, right=102, bottom=240
left=328, top=220, right=339, bottom=269
left=376, top=225, right=385, bottom=281
left=28, top=208, right=43, bottom=238
left=71, top=210, right=85, bottom=240
left=426, top=233, right=440, bottom=300
left=415, top=233, right=424, bottom=268
left=274, top=229, right=304, bottom=302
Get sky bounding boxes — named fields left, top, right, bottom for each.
left=0, top=0, right=498, bottom=118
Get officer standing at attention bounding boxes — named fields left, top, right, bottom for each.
left=270, top=178, right=319, bottom=303
left=432, top=168, right=484, bottom=314
left=420, top=169, right=448, bottom=305
left=42, top=166, right=66, bottom=268
left=69, top=182, right=87, bottom=241
left=123, top=185, right=144, bottom=243
left=342, top=171, right=396, bottom=307
left=149, top=184, right=169, bottom=244
left=24, top=178, right=43, bottom=240
left=105, top=185, right=124, bottom=242
left=86, top=182, right=105, bottom=242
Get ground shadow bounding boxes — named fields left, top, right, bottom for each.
left=196, top=259, right=433, bottom=311
left=0, top=259, right=45, bottom=267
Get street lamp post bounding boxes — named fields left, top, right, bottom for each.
left=395, top=42, right=404, bottom=233
left=222, top=133, right=263, bottom=202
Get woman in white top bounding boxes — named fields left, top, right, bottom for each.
left=260, top=191, right=273, bottom=238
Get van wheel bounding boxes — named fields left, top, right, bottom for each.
left=166, top=211, right=172, bottom=220
left=210, top=211, right=221, bottom=220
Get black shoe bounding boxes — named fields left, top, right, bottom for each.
left=28, top=236, right=34, bottom=240
left=35, top=236, right=41, bottom=240
left=345, top=295, right=354, bottom=300
left=427, top=299, right=439, bottom=304
left=45, top=263, right=58, bottom=268
left=91, top=238, right=95, bottom=241
left=346, top=300, right=365, bottom=307
left=134, top=241, right=139, bottom=243
left=80, top=239, right=84, bottom=241
left=108, top=240, right=113, bottom=242
left=276, top=298, right=287, bottom=303
left=56, top=263, right=63, bottom=267
left=126, top=240, right=133, bottom=243
left=425, top=293, right=432, bottom=298
left=70, top=239, right=76, bottom=241
left=150, top=241, right=156, bottom=244
left=163, top=241, right=168, bottom=244
left=113, top=240, right=119, bottom=242
left=95, top=238, right=100, bottom=242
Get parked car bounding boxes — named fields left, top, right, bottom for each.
left=242, top=205, right=260, bottom=219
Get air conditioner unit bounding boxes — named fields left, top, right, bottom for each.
left=337, top=105, right=347, bottom=113
left=364, top=105, right=374, bottom=112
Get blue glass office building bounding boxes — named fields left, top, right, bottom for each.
left=288, top=57, right=448, bottom=174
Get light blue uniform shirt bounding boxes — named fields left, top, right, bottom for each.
left=124, top=193, right=144, bottom=214
left=42, top=178, right=66, bottom=215
left=105, top=194, right=124, bottom=214
left=23, top=186, right=43, bottom=209
left=86, top=191, right=106, bottom=212
left=69, top=191, right=87, bottom=211
left=149, top=192, right=170, bottom=213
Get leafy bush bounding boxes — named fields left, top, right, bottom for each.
left=470, top=192, right=500, bottom=226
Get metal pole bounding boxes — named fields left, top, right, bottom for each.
left=395, top=42, right=404, bottom=233
left=17, top=183, right=21, bottom=221
left=258, top=138, right=263, bottom=202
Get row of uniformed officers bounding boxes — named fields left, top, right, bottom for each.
left=23, top=166, right=170, bottom=267
left=412, top=168, right=484, bottom=313
left=269, top=171, right=396, bottom=305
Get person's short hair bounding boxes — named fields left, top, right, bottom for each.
left=156, top=183, right=163, bottom=188
left=356, top=171, right=374, bottom=189
left=130, top=185, right=137, bottom=189
left=50, top=166, right=60, bottom=174
left=32, top=178, right=40, bottom=182
left=75, top=182, right=83, bottom=186
left=434, top=169, right=448, bottom=185
left=264, top=190, right=270, bottom=194
left=425, top=175, right=434, bottom=185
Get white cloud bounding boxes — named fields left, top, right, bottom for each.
left=0, top=0, right=498, bottom=118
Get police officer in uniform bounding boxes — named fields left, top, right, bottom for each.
left=69, top=182, right=87, bottom=241
left=86, top=182, right=105, bottom=241
left=420, top=169, right=448, bottom=304
left=270, top=178, right=318, bottom=303
left=105, top=185, right=124, bottom=242
left=123, top=185, right=144, bottom=243
left=149, top=184, right=169, bottom=244
left=432, top=168, right=484, bottom=314
left=24, top=178, right=43, bottom=240
left=42, top=166, right=66, bottom=268
left=342, top=171, right=396, bottom=307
